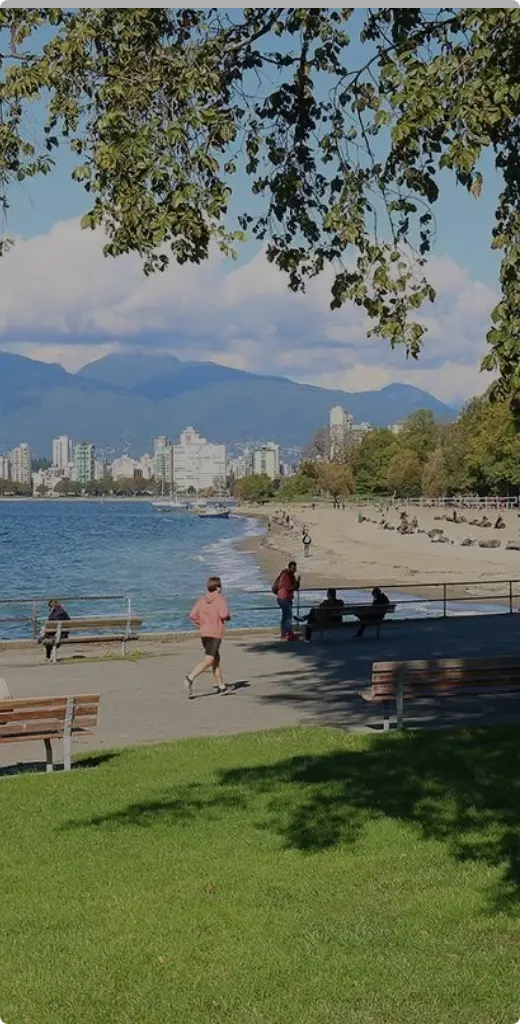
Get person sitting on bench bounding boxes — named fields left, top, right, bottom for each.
left=39, top=599, right=70, bottom=661
left=355, top=587, right=390, bottom=639
left=299, top=588, right=344, bottom=643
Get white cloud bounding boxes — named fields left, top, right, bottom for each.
left=0, top=216, right=499, bottom=403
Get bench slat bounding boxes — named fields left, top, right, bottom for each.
left=44, top=617, right=142, bottom=632
left=0, top=695, right=99, bottom=712
left=0, top=724, right=96, bottom=741
left=0, top=706, right=99, bottom=726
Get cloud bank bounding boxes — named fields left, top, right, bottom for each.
left=0, top=217, right=497, bottom=404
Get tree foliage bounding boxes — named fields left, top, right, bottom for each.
left=387, top=449, right=423, bottom=497
left=233, top=474, right=272, bottom=503
left=2, top=10, right=520, bottom=394
left=317, top=462, right=355, bottom=500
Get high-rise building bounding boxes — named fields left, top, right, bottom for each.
left=253, top=442, right=280, bottom=481
left=0, top=455, right=9, bottom=481
left=52, top=435, right=73, bottom=472
left=153, top=436, right=174, bottom=485
left=9, top=443, right=31, bottom=485
left=74, top=442, right=95, bottom=485
left=329, top=406, right=354, bottom=459
left=173, top=427, right=226, bottom=492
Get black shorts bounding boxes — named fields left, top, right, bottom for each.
left=201, top=637, right=221, bottom=658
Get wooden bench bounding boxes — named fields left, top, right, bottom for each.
left=312, top=603, right=396, bottom=640
left=0, top=693, right=100, bottom=771
left=41, top=615, right=143, bottom=662
left=366, top=656, right=520, bottom=731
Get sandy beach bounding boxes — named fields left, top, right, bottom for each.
left=236, top=503, right=520, bottom=603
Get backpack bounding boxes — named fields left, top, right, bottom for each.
left=272, top=574, right=281, bottom=595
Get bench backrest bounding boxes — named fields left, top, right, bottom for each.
left=44, top=616, right=143, bottom=633
left=371, top=656, right=520, bottom=700
left=0, top=694, right=100, bottom=740
left=343, top=603, right=396, bottom=616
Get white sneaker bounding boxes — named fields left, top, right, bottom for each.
left=184, top=676, right=193, bottom=699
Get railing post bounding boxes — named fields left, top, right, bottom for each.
left=510, top=580, right=514, bottom=615
left=443, top=584, right=447, bottom=619
left=32, top=601, right=38, bottom=639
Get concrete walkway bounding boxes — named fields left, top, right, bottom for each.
left=2, top=614, right=520, bottom=772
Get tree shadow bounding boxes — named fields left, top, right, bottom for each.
left=240, top=614, right=520, bottom=731
left=220, top=726, right=520, bottom=914
left=60, top=724, right=520, bottom=915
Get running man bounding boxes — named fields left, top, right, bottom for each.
left=184, top=576, right=231, bottom=698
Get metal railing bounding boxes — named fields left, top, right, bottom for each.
left=0, top=594, right=130, bottom=640
left=1, top=578, right=520, bottom=641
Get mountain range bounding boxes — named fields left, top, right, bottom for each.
left=0, top=350, right=455, bottom=456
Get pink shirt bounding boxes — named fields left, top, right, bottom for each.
left=189, top=592, right=231, bottom=639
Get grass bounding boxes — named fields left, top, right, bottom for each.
left=2, top=725, right=520, bottom=1024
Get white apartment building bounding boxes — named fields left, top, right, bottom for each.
left=9, top=443, right=31, bottom=485
left=52, top=435, right=73, bottom=472
left=173, top=427, right=226, bottom=492
left=111, top=455, right=141, bottom=481
left=253, top=442, right=280, bottom=481
left=229, top=449, right=254, bottom=481
left=0, top=455, right=9, bottom=481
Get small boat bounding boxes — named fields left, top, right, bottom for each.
left=198, top=508, right=230, bottom=520
left=152, top=500, right=188, bottom=512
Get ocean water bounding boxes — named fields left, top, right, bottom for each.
left=0, top=500, right=508, bottom=640
left=0, top=501, right=270, bottom=638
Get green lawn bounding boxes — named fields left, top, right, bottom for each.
left=2, top=725, right=520, bottom=1024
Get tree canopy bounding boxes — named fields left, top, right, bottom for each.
left=2, top=9, right=520, bottom=395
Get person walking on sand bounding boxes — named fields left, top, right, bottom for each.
left=184, top=576, right=231, bottom=699
left=302, top=529, right=312, bottom=558
left=272, top=560, right=300, bottom=641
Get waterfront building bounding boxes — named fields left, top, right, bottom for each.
left=153, top=436, right=174, bottom=486
left=173, top=427, right=226, bottom=492
left=329, top=405, right=353, bottom=459
left=111, top=455, right=142, bottom=481
left=9, top=443, right=31, bottom=485
left=253, top=442, right=280, bottom=481
left=74, top=442, right=95, bottom=485
left=52, top=435, right=73, bottom=472
left=0, top=455, right=9, bottom=481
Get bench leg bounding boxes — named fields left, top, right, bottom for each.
left=121, top=639, right=127, bottom=656
left=44, top=738, right=54, bottom=773
left=396, top=670, right=405, bottom=731
left=63, top=696, right=74, bottom=771
left=63, top=734, right=72, bottom=772
left=383, top=704, right=391, bottom=732
left=51, top=643, right=58, bottom=664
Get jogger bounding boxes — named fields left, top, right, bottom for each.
left=185, top=576, right=231, bottom=698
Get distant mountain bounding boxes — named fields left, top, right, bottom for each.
left=0, top=349, right=455, bottom=455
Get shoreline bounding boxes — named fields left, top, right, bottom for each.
left=233, top=503, right=520, bottom=605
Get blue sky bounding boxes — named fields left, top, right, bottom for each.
left=0, top=9, right=507, bottom=405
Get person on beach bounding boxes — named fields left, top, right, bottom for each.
left=355, top=587, right=390, bottom=639
left=184, top=576, right=231, bottom=699
left=302, top=529, right=312, bottom=558
left=39, top=599, right=70, bottom=661
left=272, top=561, right=300, bottom=641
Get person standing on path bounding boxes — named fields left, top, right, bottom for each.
left=184, top=576, right=231, bottom=699
left=302, top=530, right=312, bottom=558
left=272, top=561, right=300, bottom=641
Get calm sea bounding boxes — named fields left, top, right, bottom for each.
left=0, top=501, right=505, bottom=640
left=0, top=500, right=270, bottom=638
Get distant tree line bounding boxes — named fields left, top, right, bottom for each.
left=234, top=398, right=520, bottom=503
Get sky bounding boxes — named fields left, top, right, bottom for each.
left=0, top=7, right=514, bottom=406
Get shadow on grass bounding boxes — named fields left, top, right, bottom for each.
left=0, top=750, right=121, bottom=778
left=61, top=727, right=520, bottom=915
